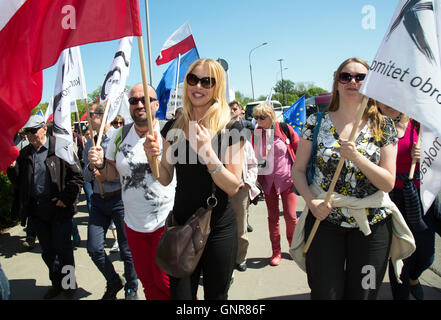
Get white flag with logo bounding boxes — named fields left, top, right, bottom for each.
left=117, top=91, right=133, bottom=125
left=360, top=0, right=441, bottom=213
left=53, top=46, right=87, bottom=165
left=100, top=36, right=133, bottom=124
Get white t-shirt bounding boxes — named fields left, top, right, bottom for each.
left=106, top=122, right=176, bottom=233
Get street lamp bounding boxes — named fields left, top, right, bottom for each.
left=276, top=67, right=288, bottom=82
left=249, top=42, right=268, bottom=101
left=277, top=59, right=286, bottom=106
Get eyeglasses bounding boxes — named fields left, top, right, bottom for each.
left=338, top=72, right=366, bottom=84
left=24, top=127, right=40, bottom=134
left=128, top=96, right=158, bottom=105
left=90, top=112, right=104, bottom=117
left=254, top=115, right=267, bottom=121
left=186, top=73, right=216, bottom=89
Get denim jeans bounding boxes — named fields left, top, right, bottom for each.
left=87, top=193, right=138, bottom=291
left=83, top=181, right=93, bottom=215
left=0, top=263, right=10, bottom=300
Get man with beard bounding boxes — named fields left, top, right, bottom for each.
left=88, top=84, right=175, bottom=300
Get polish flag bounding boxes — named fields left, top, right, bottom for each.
left=156, top=22, right=197, bottom=65
left=0, top=0, right=142, bottom=171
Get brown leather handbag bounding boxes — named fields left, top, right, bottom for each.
left=155, top=183, right=217, bottom=278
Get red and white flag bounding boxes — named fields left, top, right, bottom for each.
left=0, top=0, right=142, bottom=171
left=156, top=22, right=196, bottom=65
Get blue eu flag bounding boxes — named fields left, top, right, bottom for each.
left=283, top=95, right=306, bottom=137
left=156, top=48, right=199, bottom=119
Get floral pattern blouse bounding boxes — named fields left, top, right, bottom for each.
left=301, top=111, right=398, bottom=228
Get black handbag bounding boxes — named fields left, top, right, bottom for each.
left=155, top=183, right=217, bottom=278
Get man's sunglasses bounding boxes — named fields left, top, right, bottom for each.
left=90, top=112, right=104, bottom=117
left=128, top=96, right=158, bottom=105
left=24, top=127, right=40, bottom=134
left=186, top=73, right=216, bottom=89
left=254, top=115, right=267, bottom=121
left=338, top=72, right=366, bottom=84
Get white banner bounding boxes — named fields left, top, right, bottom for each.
left=100, top=36, right=133, bottom=124
left=360, top=0, right=441, bottom=212
left=420, top=125, right=441, bottom=212
left=117, top=91, right=133, bottom=125
left=53, top=46, right=87, bottom=165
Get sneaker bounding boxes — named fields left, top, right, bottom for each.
left=247, top=223, right=253, bottom=233
left=43, top=285, right=63, bottom=300
left=410, top=282, right=424, bottom=300
left=102, top=276, right=125, bottom=300
left=23, top=237, right=36, bottom=250
left=125, top=288, right=139, bottom=300
left=235, top=262, right=247, bottom=272
left=110, top=240, right=119, bottom=253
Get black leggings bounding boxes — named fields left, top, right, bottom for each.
left=304, top=212, right=392, bottom=300
left=169, top=206, right=238, bottom=300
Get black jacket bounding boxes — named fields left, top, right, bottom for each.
left=7, top=136, right=84, bottom=225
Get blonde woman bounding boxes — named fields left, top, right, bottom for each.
left=251, top=103, right=299, bottom=266
left=144, top=58, right=244, bottom=300
left=291, top=57, right=400, bottom=299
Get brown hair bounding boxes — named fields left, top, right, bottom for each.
left=328, top=57, right=384, bottom=141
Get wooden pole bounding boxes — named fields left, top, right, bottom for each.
left=75, top=110, right=85, bottom=148
left=303, top=96, right=369, bottom=255
left=137, top=36, right=160, bottom=179
left=96, top=100, right=109, bottom=147
left=408, top=130, right=421, bottom=179
left=84, top=98, right=104, bottom=197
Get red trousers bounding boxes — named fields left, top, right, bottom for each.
left=264, top=184, right=297, bottom=255
left=125, top=225, right=170, bottom=300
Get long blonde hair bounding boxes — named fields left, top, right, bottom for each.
left=328, top=57, right=384, bottom=141
left=173, top=58, right=231, bottom=135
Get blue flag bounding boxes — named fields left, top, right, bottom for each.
left=283, top=95, right=306, bottom=137
left=156, top=47, right=200, bottom=119
left=36, top=110, right=44, bottom=117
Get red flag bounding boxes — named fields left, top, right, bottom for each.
left=0, top=0, right=142, bottom=171
left=156, top=22, right=196, bottom=65
left=80, top=112, right=87, bottom=122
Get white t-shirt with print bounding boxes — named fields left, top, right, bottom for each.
left=106, top=122, right=176, bottom=233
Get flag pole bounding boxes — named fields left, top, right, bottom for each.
left=96, top=100, right=109, bottom=147
left=84, top=98, right=104, bottom=197
left=303, top=96, right=369, bottom=255
left=75, top=108, right=85, bottom=148
left=174, top=54, right=181, bottom=115
left=137, top=36, right=160, bottom=179
left=144, top=0, right=154, bottom=85
left=408, top=130, right=421, bottom=179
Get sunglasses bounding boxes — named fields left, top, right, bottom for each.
left=90, top=112, right=104, bottom=117
left=254, top=115, right=267, bottom=121
left=113, top=121, right=124, bottom=125
left=186, top=73, right=216, bottom=89
left=24, top=127, right=40, bottom=134
left=128, top=96, right=158, bottom=105
left=338, top=72, right=366, bottom=84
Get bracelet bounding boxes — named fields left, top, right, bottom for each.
left=208, top=164, right=223, bottom=174
left=95, top=158, right=106, bottom=170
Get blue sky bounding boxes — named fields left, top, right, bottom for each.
left=40, top=0, right=399, bottom=105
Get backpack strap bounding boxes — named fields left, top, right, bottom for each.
left=113, top=123, right=134, bottom=159
left=280, top=122, right=291, bottom=142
